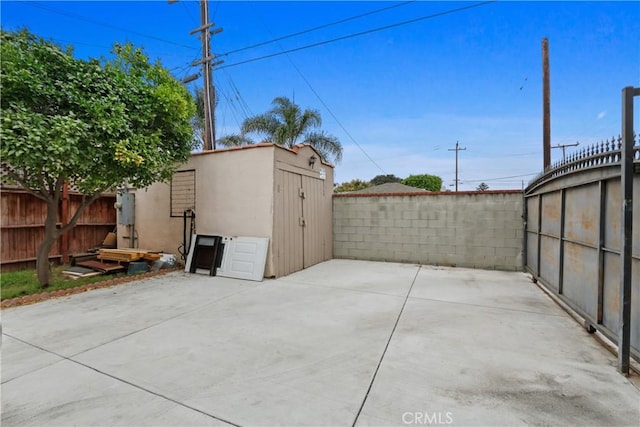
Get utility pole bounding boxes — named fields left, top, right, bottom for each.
left=172, top=0, right=223, bottom=150
left=551, top=141, right=579, bottom=161
left=448, top=141, right=466, bottom=192
left=542, top=37, right=551, bottom=170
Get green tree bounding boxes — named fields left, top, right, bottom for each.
left=402, top=174, right=443, bottom=192
left=476, top=182, right=490, bottom=191
left=241, top=96, right=342, bottom=164
left=370, top=174, right=402, bottom=186
left=334, top=179, right=373, bottom=193
left=1, top=30, right=196, bottom=286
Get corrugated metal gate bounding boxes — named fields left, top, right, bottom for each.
left=524, top=135, right=639, bottom=364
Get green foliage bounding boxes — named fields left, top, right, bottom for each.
left=217, top=134, right=254, bottom=147
left=402, top=174, right=443, bottom=192
left=0, top=29, right=196, bottom=285
left=370, top=174, right=402, bottom=186
left=334, top=179, right=373, bottom=193
left=192, top=87, right=206, bottom=149
left=0, top=266, right=126, bottom=300
left=241, top=96, right=342, bottom=164
left=1, top=29, right=196, bottom=195
left=476, top=182, right=490, bottom=191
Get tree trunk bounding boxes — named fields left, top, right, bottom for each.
left=36, top=201, right=60, bottom=287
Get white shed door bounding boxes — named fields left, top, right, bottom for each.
left=217, top=236, right=269, bottom=282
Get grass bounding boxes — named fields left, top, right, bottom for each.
left=1, top=266, right=126, bottom=301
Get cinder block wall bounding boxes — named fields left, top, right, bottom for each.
left=333, top=190, right=524, bottom=271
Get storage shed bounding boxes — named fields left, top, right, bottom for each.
left=118, top=143, right=334, bottom=278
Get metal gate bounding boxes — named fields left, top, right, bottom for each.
left=524, top=89, right=639, bottom=373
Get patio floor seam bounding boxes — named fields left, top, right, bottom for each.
left=2, top=333, right=241, bottom=427
left=1, top=333, right=66, bottom=385
left=350, top=265, right=422, bottom=427
left=64, top=285, right=258, bottom=361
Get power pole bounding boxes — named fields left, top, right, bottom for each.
left=191, top=1, right=223, bottom=150
left=448, top=141, right=466, bottom=192
left=542, top=37, right=551, bottom=170
left=172, top=0, right=223, bottom=150
left=551, top=141, right=579, bottom=161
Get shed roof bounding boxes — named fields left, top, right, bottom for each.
left=193, top=142, right=334, bottom=168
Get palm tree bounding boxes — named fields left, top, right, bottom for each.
left=217, top=134, right=254, bottom=147
left=193, top=87, right=242, bottom=149
left=191, top=87, right=206, bottom=150
left=241, top=96, right=342, bottom=164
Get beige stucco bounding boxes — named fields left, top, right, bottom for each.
left=119, top=143, right=333, bottom=278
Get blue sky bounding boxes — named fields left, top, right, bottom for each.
left=2, top=1, right=639, bottom=189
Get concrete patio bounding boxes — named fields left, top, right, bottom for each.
left=2, top=260, right=638, bottom=426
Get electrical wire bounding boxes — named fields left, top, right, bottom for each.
left=248, top=2, right=386, bottom=173
left=223, top=71, right=254, bottom=118
left=222, top=1, right=416, bottom=56
left=292, top=62, right=386, bottom=173
left=215, top=82, right=245, bottom=130
left=462, top=172, right=539, bottom=183
left=19, top=0, right=198, bottom=51
left=219, top=1, right=496, bottom=69
left=180, top=0, right=197, bottom=23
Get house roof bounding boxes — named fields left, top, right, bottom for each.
left=345, top=182, right=428, bottom=194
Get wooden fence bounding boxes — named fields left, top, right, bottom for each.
left=1, top=189, right=116, bottom=271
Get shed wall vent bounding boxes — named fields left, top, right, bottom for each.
left=171, top=169, right=196, bottom=217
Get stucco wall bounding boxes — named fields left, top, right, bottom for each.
left=190, top=147, right=275, bottom=238
left=119, top=144, right=335, bottom=278
left=117, top=182, right=180, bottom=254
left=120, top=145, right=276, bottom=275
left=333, top=191, right=524, bottom=271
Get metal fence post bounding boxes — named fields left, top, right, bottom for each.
left=618, top=86, right=638, bottom=375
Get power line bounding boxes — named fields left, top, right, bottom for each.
left=462, top=173, right=539, bottom=183
left=248, top=2, right=385, bottom=172
left=20, top=1, right=197, bottom=51
left=180, top=0, right=198, bottom=23
left=222, top=70, right=254, bottom=118
left=215, top=83, right=244, bottom=130
left=222, top=1, right=416, bottom=56
left=291, top=59, right=386, bottom=172
left=219, top=1, right=496, bottom=69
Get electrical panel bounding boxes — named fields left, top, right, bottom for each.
left=117, top=193, right=135, bottom=225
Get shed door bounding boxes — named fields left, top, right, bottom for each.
left=275, top=170, right=304, bottom=276
left=301, top=174, right=328, bottom=269
left=274, top=170, right=329, bottom=276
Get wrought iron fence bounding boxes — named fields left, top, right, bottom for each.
left=528, top=135, right=639, bottom=190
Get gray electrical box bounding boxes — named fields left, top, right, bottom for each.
left=117, top=193, right=135, bottom=225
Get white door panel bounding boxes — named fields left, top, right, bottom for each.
left=218, top=236, right=269, bottom=282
